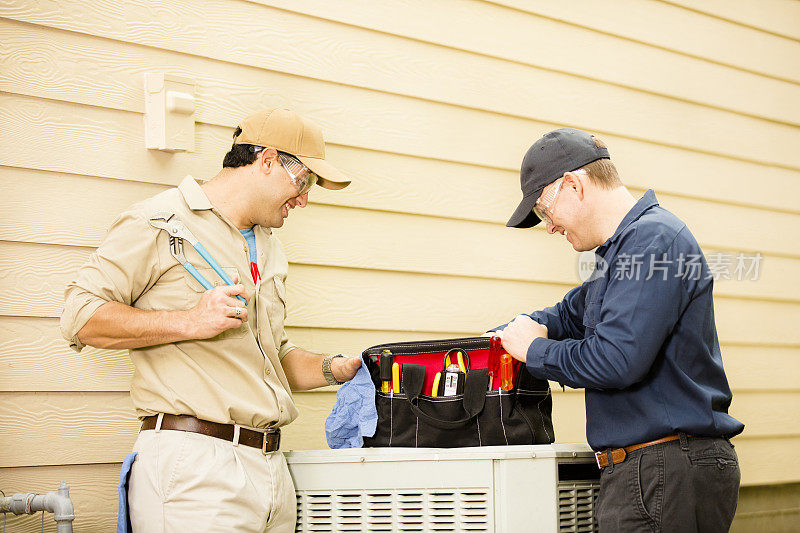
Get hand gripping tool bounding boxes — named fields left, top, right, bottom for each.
left=148, top=212, right=247, bottom=304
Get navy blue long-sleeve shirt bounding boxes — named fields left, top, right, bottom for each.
left=496, top=190, right=744, bottom=450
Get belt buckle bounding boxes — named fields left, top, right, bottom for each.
left=262, top=429, right=280, bottom=454
left=595, top=451, right=603, bottom=469
left=262, top=432, right=270, bottom=454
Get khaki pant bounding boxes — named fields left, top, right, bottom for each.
left=128, top=427, right=296, bottom=532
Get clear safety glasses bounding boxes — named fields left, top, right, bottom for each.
left=532, top=177, right=563, bottom=226
left=277, top=152, right=317, bottom=196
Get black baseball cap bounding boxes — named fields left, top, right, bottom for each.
left=506, top=128, right=610, bottom=228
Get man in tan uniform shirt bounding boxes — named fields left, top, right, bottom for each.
left=61, top=108, right=361, bottom=532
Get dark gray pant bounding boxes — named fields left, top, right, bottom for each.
left=595, top=434, right=740, bottom=532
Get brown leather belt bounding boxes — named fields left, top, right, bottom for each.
left=141, top=414, right=280, bottom=453
left=595, top=434, right=691, bottom=469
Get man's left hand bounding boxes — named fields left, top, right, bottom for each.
left=501, top=315, right=548, bottom=363
left=332, top=356, right=362, bottom=383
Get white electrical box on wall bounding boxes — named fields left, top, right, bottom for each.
left=144, top=73, right=196, bottom=152
left=285, top=444, right=601, bottom=533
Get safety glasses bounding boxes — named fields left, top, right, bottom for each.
left=277, top=152, right=317, bottom=196
left=532, top=177, right=563, bottom=226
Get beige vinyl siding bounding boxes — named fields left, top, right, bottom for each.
left=1, top=0, right=798, bottom=530
left=660, top=0, right=800, bottom=41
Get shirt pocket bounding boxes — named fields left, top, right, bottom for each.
left=273, top=274, right=287, bottom=309
left=184, top=266, right=248, bottom=339
left=582, top=301, right=602, bottom=336
left=262, top=275, right=288, bottom=349
left=582, top=278, right=606, bottom=336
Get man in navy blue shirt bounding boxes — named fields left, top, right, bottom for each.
left=491, top=129, right=744, bottom=532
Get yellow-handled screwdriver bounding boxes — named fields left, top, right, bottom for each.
left=431, top=372, right=442, bottom=397
left=380, top=350, right=393, bottom=393
left=456, top=351, right=467, bottom=373
left=392, top=362, right=401, bottom=393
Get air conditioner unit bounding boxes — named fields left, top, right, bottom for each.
left=285, top=444, right=600, bottom=533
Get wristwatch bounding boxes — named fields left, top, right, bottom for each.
left=322, top=354, right=346, bottom=386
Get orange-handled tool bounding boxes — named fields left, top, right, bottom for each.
left=499, top=353, right=515, bottom=390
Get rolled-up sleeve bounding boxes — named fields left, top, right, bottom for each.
left=278, top=333, right=297, bottom=360
left=60, top=210, right=161, bottom=351
left=526, top=240, right=687, bottom=390
left=491, top=285, right=586, bottom=341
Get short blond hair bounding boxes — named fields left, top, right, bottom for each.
left=579, top=136, right=621, bottom=188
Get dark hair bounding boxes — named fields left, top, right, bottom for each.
left=222, top=127, right=260, bottom=168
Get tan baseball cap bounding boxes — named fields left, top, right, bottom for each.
left=234, top=108, right=350, bottom=190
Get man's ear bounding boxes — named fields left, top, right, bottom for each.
left=563, top=170, right=586, bottom=201
left=258, top=147, right=279, bottom=174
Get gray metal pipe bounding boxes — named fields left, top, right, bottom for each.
left=0, top=481, right=75, bottom=533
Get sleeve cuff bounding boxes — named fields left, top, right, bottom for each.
left=279, top=342, right=298, bottom=360
left=526, top=337, right=556, bottom=372
left=60, top=293, right=110, bottom=353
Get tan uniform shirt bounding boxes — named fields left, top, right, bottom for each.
left=61, top=176, right=299, bottom=429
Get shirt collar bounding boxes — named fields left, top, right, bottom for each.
left=178, top=175, right=213, bottom=210
left=177, top=175, right=273, bottom=236
left=598, top=189, right=659, bottom=251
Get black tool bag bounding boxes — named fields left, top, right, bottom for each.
left=361, top=337, right=555, bottom=448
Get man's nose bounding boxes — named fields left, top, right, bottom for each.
left=292, top=193, right=308, bottom=208
left=546, top=222, right=558, bottom=234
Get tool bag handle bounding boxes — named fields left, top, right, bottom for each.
left=402, top=365, right=489, bottom=430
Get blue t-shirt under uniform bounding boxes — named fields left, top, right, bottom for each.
left=239, top=227, right=258, bottom=282
left=495, top=190, right=744, bottom=450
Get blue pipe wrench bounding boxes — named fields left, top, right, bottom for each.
left=148, top=212, right=247, bottom=304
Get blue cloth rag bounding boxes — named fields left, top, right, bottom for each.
left=117, top=452, right=138, bottom=533
left=325, top=360, right=378, bottom=448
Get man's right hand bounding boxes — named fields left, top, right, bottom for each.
left=186, top=279, right=251, bottom=340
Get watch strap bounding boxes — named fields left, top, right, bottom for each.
left=322, top=354, right=346, bottom=385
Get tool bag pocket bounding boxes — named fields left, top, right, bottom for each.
left=362, top=337, right=554, bottom=448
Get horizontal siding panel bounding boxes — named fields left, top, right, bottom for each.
left=663, top=0, right=800, bottom=40
left=281, top=390, right=335, bottom=451
left=492, top=0, right=800, bottom=83
left=0, top=391, right=140, bottom=467
left=0, top=316, right=132, bottom=392
left=723, top=346, right=800, bottom=392
left=1, top=241, right=799, bottom=345
left=0, top=163, right=800, bottom=268
left=3, top=169, right=799, bottom=294
left=730, top=392, right=800, bottom=439
left=1, top=10, right=800, bottom=168
left=550, top=389, right=587, bottom=443
left=733, top=436, right=800, bottom=485
left=5, top=6, right=799, bottom=134
left=252, top=0, right=800, bottom=125
left=0, top=463, right=120, bottom=532
left=2, top=317, right=796, bottom=393
left=3, top=93, right=800, bottom=222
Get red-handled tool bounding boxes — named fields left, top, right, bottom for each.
left=488, top=336, right=502, bottom=390
left=489, top=335, right=518, bottom=390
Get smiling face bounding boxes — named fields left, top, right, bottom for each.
left=537, top=170, right=597, bottom=252
left=250, top=148, right=312, bottom=229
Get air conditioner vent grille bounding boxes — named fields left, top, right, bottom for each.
left=557, top=481, right=600, bottom=532
left=296, top=488, right=490, bottom=532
